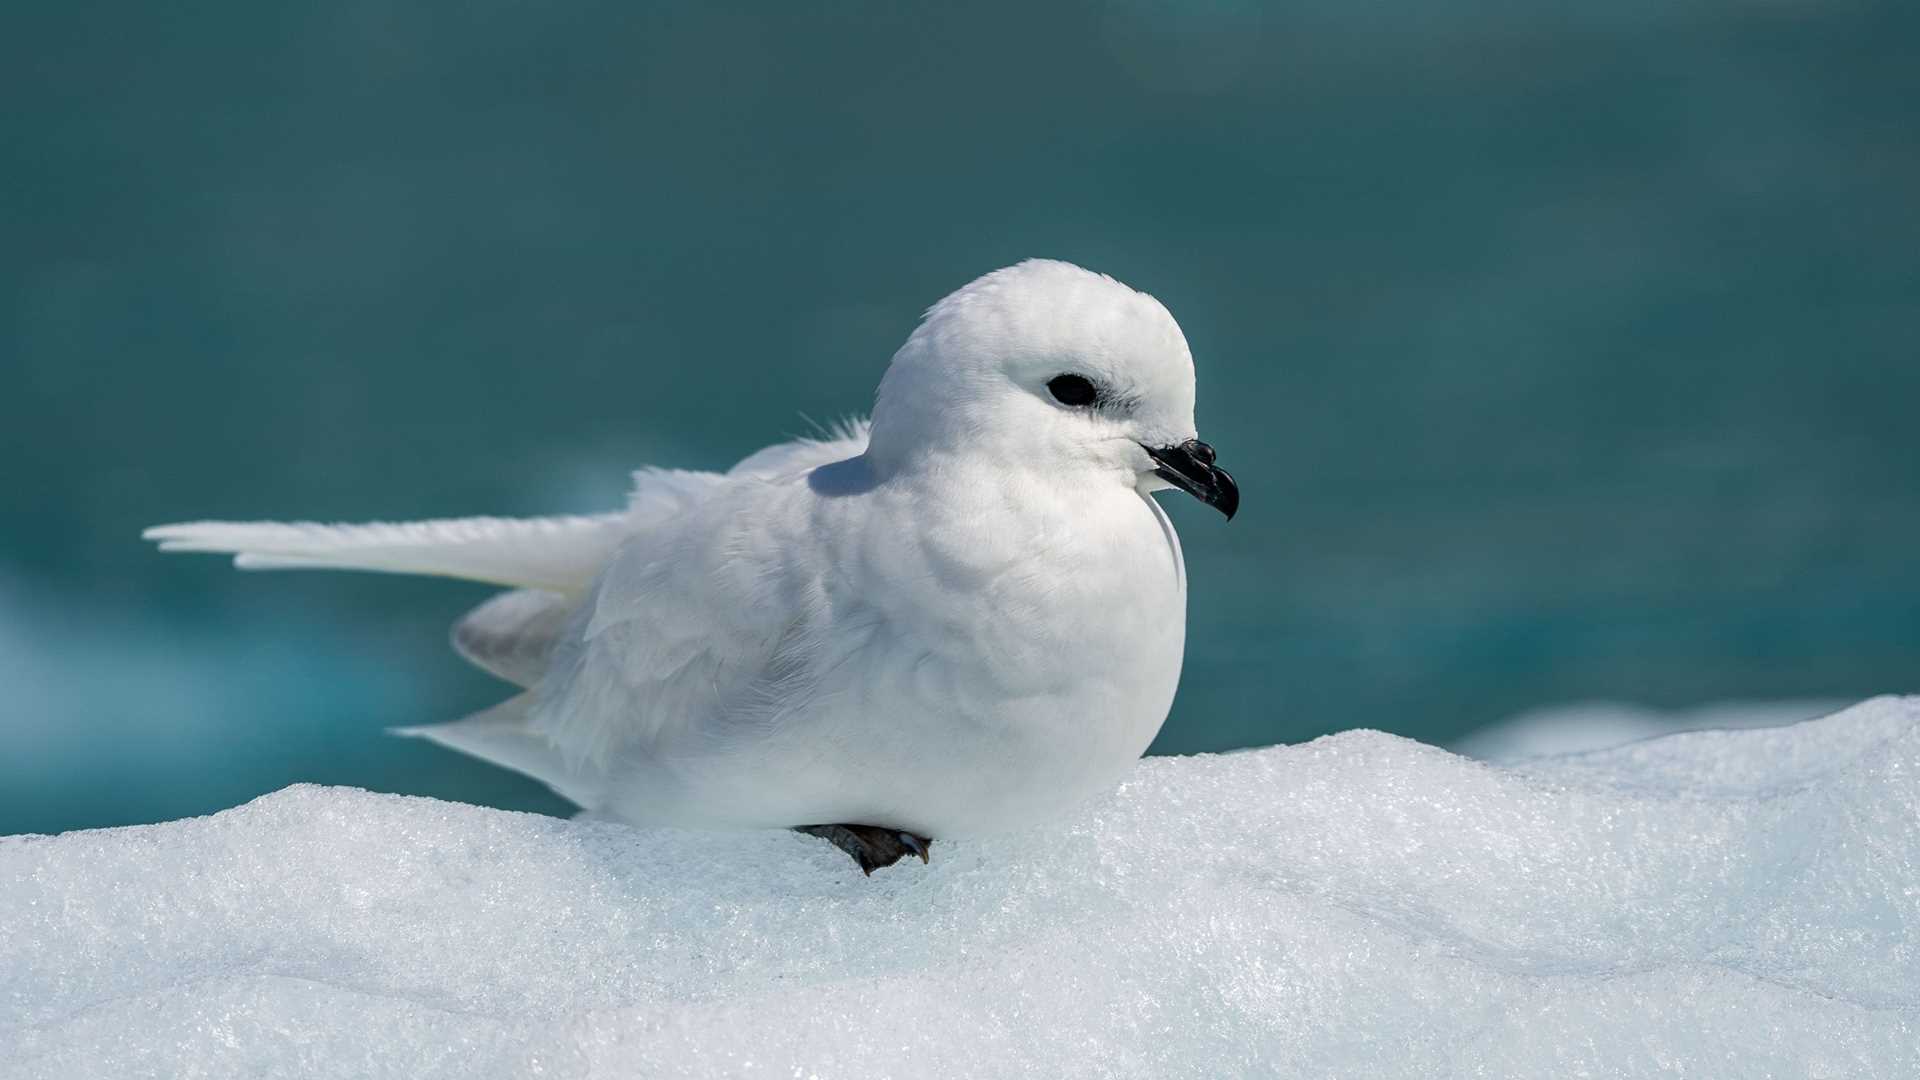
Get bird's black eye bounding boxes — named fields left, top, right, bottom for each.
left=1047, top=373, right=1099, bottom=407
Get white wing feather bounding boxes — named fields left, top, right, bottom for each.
left=533, top=424, right=874, bottom=770
left=147, top=425, right=877, bottom=802
left=724, top=418, right=870, bottom=479
left=143, top=425, right=869, bottom=594
left=143, top=515, right=628, bottom=593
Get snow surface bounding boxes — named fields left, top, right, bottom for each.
left=1451, top=698, right=1845, bottom=761
left=5, top=696, right=1918, bottom=1079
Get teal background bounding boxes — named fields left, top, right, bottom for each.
left=5, top=1, right=1917, bottom=834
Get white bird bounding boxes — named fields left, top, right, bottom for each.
left=145, top=260, right=1238, bottom=872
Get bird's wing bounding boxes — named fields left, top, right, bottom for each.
left=584, top=422, right=869, bottom=649
left=531, top=468, right=850, bottom=771
left=432, top=444, right=870, bottom=691
left=150, top=431, right=877, bottom=777
left=142, top=425, right=870, bottom=594
left=723, top=418, right=870, bottom=479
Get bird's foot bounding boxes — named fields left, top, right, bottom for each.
left=796, top=824, right=932, bottom=874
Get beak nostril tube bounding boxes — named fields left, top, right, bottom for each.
left=1142, top=440, right=1239, bottom=520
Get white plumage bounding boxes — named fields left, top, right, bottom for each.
left=146, top=260, right=1235, bottom=842
left=145, top=514, right=626, bottom=590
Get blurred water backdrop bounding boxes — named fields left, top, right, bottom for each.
left=4, top=1, right=1917, bottom=834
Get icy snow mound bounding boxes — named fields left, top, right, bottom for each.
left=1452, top=697, right=1845, bottom=761
left=5, top=698, right=1918, bottom=1080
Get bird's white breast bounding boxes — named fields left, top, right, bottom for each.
left=584, top=457, right=1189, bottom=838
left=799, top=463, right=1189, bottom=836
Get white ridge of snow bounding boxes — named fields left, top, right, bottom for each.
left=1452, top=697, right=1846, bottom=761
left=4, top=696, right=1917, bottom=1080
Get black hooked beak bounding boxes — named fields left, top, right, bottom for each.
left=1143, top=439, right=1239, bottom=521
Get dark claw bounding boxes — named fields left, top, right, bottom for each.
left=898, top=832, right=929, bottom=863
left=796, top=824, right=934, bottom=874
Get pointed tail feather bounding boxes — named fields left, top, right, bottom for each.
left=393, top=694, right=602, bottom=807
left=144, top=514, right=627, bottom=592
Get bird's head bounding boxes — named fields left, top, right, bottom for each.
left=867, top=259, right=1237, bottom=519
